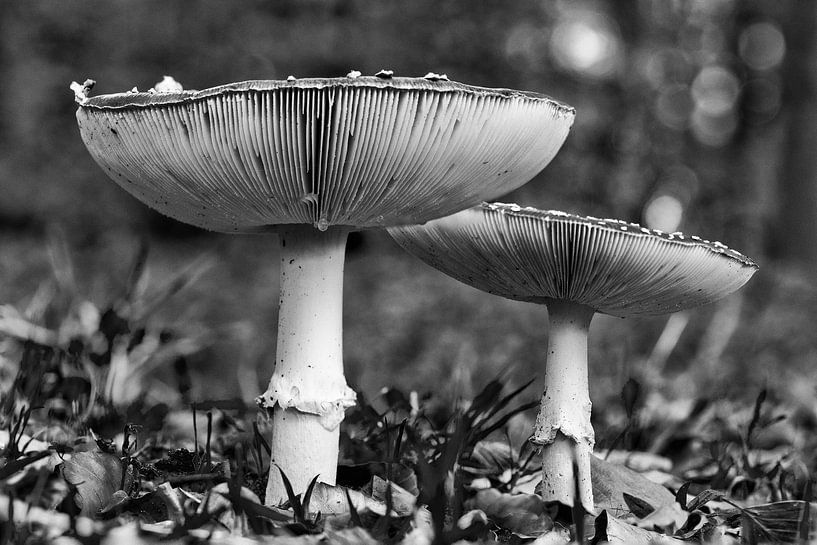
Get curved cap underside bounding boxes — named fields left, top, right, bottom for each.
left=388, top=202, right=758, bottom=316
left=76, top=77, right=574, bottom=232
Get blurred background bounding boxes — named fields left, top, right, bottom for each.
left=1, top=0, right=816, bottom=439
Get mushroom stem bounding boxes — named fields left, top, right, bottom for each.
left=534, top=299, right=595, bottom=514
left=261, top=226, right=356, bottom=506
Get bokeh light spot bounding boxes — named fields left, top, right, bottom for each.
left=550, top=12, right=622, bottom=80
left=739, top=22, right=785, bottom=71
left=644, top=194, right=684, bottom=233
left=691, top=65, right=741, bottom=116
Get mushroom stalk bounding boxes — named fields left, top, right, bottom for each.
left=534, top=299, right=595, bottom=513
left=261, top=226, right=356, bottom=506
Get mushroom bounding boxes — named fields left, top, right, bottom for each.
left=72, top=77, right=575, bottom=504
left=388, top=202, right=758, bottom=512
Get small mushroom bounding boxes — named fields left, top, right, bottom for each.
left=388, top=202, right=758, bottom=513
left=375, top=69, right=394, bottom=79
left=73, top=77, right=574, bottom=505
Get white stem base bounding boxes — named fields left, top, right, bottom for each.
left=269, top=408, right=339, bottom=499
left=261, top=226, right=356, bottom=506
left=533, top=299, right=596, bottom=514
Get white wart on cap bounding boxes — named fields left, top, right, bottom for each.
left=73, top=77, right=575, bottom=506
left=388, top=202, right=757, bottom=512
left=75, top=77, right=574, bottom=233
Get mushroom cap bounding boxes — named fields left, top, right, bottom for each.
left=388, top=202, right=758, bottom=316
left=75, top=76, right=574, bottom=233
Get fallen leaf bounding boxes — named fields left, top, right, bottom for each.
left=591, top=510, right=686, bottom=544
left=635, top=502, right=689, bottom=533
left=310, top=482, right=392, bottom=516
left=470, top=488, right=554, bottom=538
left=371, top=475, right=416, bottom=516
left=591, top=455, right=676, bottom=517
left=740, top=500, right=813, bottom=544
left=61, top=450, right=123, bottom=516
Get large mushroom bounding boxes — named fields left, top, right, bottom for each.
left=388, top=202, right=758, bottom=512
left=72, top=76, right=575, bottom=504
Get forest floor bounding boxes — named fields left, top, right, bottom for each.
left=0, top=233, right=815, bottom=544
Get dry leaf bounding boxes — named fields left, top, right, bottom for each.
left=740, top=500, right=813, bottom=544
left=635, top=502, right=689, bottom=532
left=591, top=510, right=686, bottom=544
left=62, top=450, right=123, bottom=516
left=470, top=488, right=554, bottom=538
left=310, top=482, right=391, bottom=516
left=591, top=455, right=676, bottom=517
left=371, top=475, right=416, bottom=516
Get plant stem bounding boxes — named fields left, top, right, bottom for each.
left=261, top=226, right=356, bottom=506
left=533, top=299, right=596, bottom=513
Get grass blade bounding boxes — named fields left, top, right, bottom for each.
left=277, top=466, right=302, bottom=516
left=301, top=474, right=320, bottom=520
left=746, top=388, right=767, bottom=448
left=471, top=400, right=538, bottom=444
left=253, top=421, right=271, bottom=456
left=344, top=487, right=363, bottom=527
